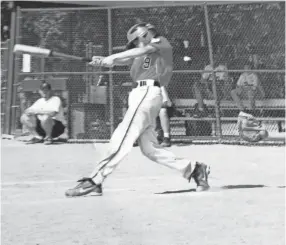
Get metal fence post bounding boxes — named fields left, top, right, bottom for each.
left=5, top=5, right=17, bottom=135
left=1, top=40, right=9, bottom=134
left=203, top=3, right=222, bottom=138
left=108, top=8, right=114, bottom=136
left=11, top=6, right=21, bottom=134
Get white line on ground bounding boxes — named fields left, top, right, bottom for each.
left=1, top=174, right=220, bottom=187
left=0, top=175, right=180, bottom=186
left=1, top=189, right=218, bottom=206
left=1, top=179, right=74, bottom=186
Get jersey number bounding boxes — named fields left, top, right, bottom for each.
left=143, top=57, right=151, bottom=69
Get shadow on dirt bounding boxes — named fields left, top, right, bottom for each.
left=155, top=188, right=197, bottom=195
left=155, top=184, right=276, bottom=195
left=221, top=184, right=266, bottom=189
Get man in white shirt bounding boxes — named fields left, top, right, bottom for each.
left=231, top=63, right=265, bottom=112
left=20, top=82, right=66, bottom=144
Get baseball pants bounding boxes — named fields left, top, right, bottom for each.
left=90, top=84, right=192, bottom=184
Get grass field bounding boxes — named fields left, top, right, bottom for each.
left=1, top=140, right=285, bottom=245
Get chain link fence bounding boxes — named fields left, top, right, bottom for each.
left=7, top=2, right=285, bottom=142
left=1, top=40, right=10, bottom=134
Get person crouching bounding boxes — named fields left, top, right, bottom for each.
left=20, top=81, right=66, bottom=145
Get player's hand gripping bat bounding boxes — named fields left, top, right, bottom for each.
left=13, top=44, right=92, bottom=62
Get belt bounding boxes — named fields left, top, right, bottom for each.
left=137, top=80, right=160, bottom=87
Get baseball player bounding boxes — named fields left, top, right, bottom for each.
left=65, top=23, right=210, bottom=197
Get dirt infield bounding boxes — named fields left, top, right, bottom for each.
left=1, top=140, right=285, bottom=245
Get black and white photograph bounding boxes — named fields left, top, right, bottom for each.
left=1, top=1, right=285, bottom=244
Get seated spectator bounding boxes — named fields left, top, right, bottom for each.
left=193, top=61, right=230, bottom=117
left=230, top=63, right=265, bottom=114
left=20, top=81, right=66, bottom=145
left=192, top=64, right=213, bottom=117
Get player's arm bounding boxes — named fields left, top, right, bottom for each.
left=114, top=45, right=157, bottom=60
left=113, top=58, right=134, bottom=66
left=102, top=45, right=157, bottom=67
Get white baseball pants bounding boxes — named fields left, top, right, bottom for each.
left=90, top=85, right=193, bottom=184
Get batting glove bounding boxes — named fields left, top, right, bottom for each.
left=89, top=56, right=104, bottom=67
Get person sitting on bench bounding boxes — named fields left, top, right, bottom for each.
left=231, top=63, right=265, bottom=115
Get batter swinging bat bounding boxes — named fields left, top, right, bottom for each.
left=13, top=44, right=92, bottom=62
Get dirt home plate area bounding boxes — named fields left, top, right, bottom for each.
left=1, top=140, right=285, bottom=245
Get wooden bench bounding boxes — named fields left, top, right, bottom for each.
left=173, top=99, right=285, bottom=114
left=170, top=99, right=285, bottom=136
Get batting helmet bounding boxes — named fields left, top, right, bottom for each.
left=126, top=24, right=150, bottom=49
left=146, top=23, right=156, bottom=30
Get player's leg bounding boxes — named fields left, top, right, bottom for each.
left=65, top=112, right=145, bottom=197
left=89, top=116, right=144, bottom=183
left=159, top=86, right=172, bottom=147
left=155, top=116, right=164, bottom=143
left=65, top=87, right=155, bottom=197
left=65, top=122, right=142, bottom=197
left=138, top=126, right=210, bottom=191
left=159, top=107, right=171, bottom=147
left=20, top=114, right=44, bottom=144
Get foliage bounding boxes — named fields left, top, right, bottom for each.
left=20, top=2, right=285, bottom=72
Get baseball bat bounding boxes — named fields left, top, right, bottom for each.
left=13, top=44, right=92, bottom=62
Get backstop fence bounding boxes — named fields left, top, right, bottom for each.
left=3, top=2, right=285, bottom=142
left=1, top=40, right=10, bottom=134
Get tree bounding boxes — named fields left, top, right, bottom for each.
left=20, top=2, right=285, bottom=72
left=209, top=2, right=285, bottom=68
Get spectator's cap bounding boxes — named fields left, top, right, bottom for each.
left=126, top=23, right=149, bottom=49
left=40, top=81, right=51, bottom=90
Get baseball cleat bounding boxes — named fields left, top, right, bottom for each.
left=44, top=137, right=53, bottom=145
left=160, top=137, right=171, bottom=147
left=26, top=137, right=44, bottom=144
left=191, top=162, right=210, bottom=192
left=65, top=178, right=102, bottom=197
